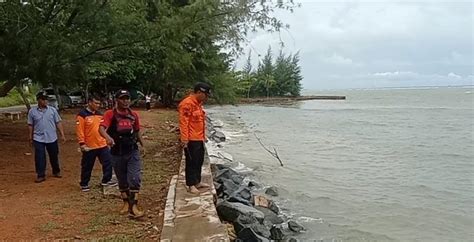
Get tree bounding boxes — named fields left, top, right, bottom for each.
left=1, top=0, right=299, bottom=107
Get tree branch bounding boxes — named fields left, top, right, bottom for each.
left=254, top=133, right=284, bottom=166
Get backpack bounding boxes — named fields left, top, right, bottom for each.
left=107, top=108, right=138, bottom=155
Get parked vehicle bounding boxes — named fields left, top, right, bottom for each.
left=41, top=88, right=72, bottom=110
left=68, top=90, right=85, bottom=106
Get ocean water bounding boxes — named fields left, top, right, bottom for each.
left=207, top=87, right=474, bottom=241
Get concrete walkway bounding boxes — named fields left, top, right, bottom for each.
left=160, top=152, right=229, bottom=242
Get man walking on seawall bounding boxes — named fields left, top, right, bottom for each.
left=178, top=82, right=212, bottom=194
left=76, top=96, right=116, bottom=192
left=27, top=91, right=66, bottom=183
left=99, top=89, right=145, bottom=218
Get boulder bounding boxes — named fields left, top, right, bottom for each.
left=216, top=201, right=265, bottom=223
left=248, top=181, right=260, bottom=188
left=236, top=228, right=270, bottom=242
left=268, top=200, right=280, bottom=214
left=215, top=168, right=243, bottom=184
left=228, top=195, right=252, bottom=206
left=255, top=206, right=284, bottom=225
left=233, top=215, right=271, bottom=238
left=270, top=225, right=285, bottom=240
left=212, top=131, right=226, bottom=143
left=288, top=220, right=305, bottom=233
left=216, top=178, right=240, bottom=198
left=253, top=195, right=270, bottom=208
left=228, top=187, right=253, bottom=206
left=265, top=186, right=279, bottom=196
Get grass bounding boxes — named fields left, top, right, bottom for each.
left=0, top=84, right=38, bottom=107
left=39, top=221, right=59, bottom=233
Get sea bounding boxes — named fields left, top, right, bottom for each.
left=206, top=87, right=474, bottom=242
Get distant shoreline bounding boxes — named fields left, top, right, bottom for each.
left=302, top=85, right=474, bottom=92
left=238, top=95, right=346, bottom=104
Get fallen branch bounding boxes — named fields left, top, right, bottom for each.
left=254, top=133, right=284, bottom=166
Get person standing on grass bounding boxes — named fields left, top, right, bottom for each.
left=145, top=94, right=151, bottom=111
left=76, top=96, right=116, bottom=192
left=99, top=89, right=145, bottom=218
left=27, top=91, right=66, bottom=183
left=178, top=82, right=211, bottom=194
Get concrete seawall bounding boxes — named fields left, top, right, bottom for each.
left=160, top=150, right=229, bottom=241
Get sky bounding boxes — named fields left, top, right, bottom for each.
left=236, top=0, right=473, bottom=90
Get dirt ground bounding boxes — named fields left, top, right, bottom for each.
left=0, top=108, right=181, bottom=240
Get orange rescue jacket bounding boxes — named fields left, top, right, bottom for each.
left=76, top=109, right=107, bottom=149
left=178, top=94, right=206, bottom=142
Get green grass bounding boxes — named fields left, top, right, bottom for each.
left=0, top=85, right=38, bottom=107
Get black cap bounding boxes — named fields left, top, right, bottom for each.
left=36, top=91, right=48, bottom=100
left=115, top=89, right=130, bottom=98
left=194, top=82, right=211, bottom=95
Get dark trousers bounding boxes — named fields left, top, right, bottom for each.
left=145, top=102, right=151, bottom=110
left=184, top=141, right=204, bottom=186
left=33, top=140, right=60, bottom=178
left=112, top=149, right=142, bottom=192
left=80, top=146, right=113, bottom=186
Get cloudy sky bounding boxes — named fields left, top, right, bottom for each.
left=237, top=0, right=473, bottom=90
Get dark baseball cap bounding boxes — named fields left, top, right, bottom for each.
left=36, top=91, right=48, bottom=100
left=115, top=89, right=130, bottom=98
left=194, top=82, right=211, bottom=95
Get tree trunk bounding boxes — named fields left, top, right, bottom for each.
left=162, top=83, right=173, bottom=107
left=0, top=80, right=17, bottom=97
left=53, top=85, right=62, bottom=110
left=16, top=84, right=31, bottom=110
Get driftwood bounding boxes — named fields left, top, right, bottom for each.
left=254, top=133, right=284, bottom=167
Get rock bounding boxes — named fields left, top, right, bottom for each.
left=270, top=225, right=285, bottom=240
left=102, top=184, right=120, bottom=198
left=248, top=181, right=260, bottom=188
left=216, top=167, right=243, bottom=184
left=230, top=174, right=244, bottom=185
left=228, top=195, right=252, bottom=206
left=236, top=228, right=270, bottom=242
left=255, top=206, right=284, bottom=225
left=216, top=178, right=240, bottom=198
left=214, top=182, right=222, bottom=192
left=253, top=195, right=270, bottom=208
left=233, top=215, right=271, bottom=238
left=268, top=200, right=280, bottom=214
left=212, top=131, right=226, bottom=143
left=216, top=201, right=265, bottom=223
left=288, top=220, right=305, bottom=233
left=230, top=187, right=252, bottom=201
left=265, top=186, right=279, bottom=196
left=215, top=163, right=231, bottom=171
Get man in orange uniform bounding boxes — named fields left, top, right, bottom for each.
left=76, top=96, right=115, bottom=192
left=178, top=82, right=212, bottom=194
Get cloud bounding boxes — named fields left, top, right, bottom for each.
left=323, top=54, right=353, bottom=65
left=448, top=72, right=462, bottom=78
left=237, top=1, right=473, bottom=89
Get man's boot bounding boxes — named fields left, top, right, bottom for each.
left=119, top=191, right=129, bottom=215
left=128, top=191, right=144, bottom=219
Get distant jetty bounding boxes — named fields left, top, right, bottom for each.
left=238, top=95, right=346, bottom=104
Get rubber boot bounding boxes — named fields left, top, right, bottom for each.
left=119, top=191, right=129, bottom=215
left=128, top=191, right=144, bottom=219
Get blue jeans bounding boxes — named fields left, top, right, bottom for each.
left=112, top=149, right=142, bottom=192
left=33, top=140, right=60, bottom=178
left=80, top=146, right=113, bottom=186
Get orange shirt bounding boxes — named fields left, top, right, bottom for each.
left=178, top=94, right=206, bottom=142
left=76, top=108, right=107, bottom=149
